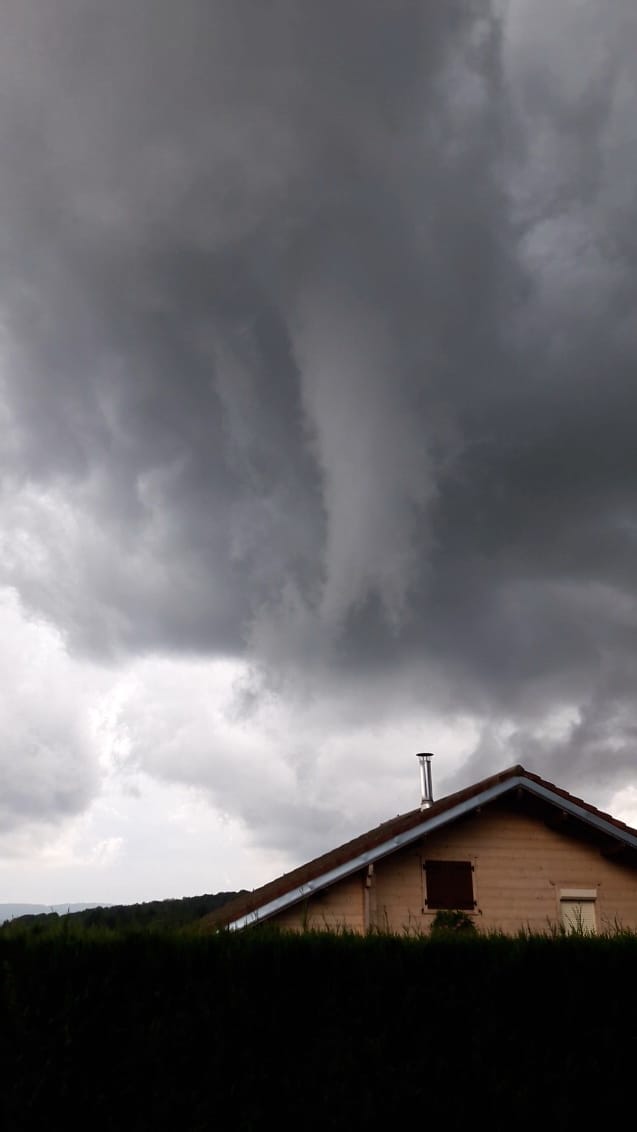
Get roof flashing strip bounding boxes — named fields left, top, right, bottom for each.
left=225, top=776, right=637, bottom=930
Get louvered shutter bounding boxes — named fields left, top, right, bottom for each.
left=424, top=860, right=475, bottom=910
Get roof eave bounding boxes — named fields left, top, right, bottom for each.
left=522, top=777, right=637, bottom=850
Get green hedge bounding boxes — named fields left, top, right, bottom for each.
left=1, top=928, right=635, bottom=1129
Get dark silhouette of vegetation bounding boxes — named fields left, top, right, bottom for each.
left=430, top=908, right=478, bottom=934
left=0, top=925, right=635, bottom=1128
left=0, top=891, right=244, bottom=937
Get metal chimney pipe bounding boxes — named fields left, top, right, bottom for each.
left=417, top=753, right=434, bottom=809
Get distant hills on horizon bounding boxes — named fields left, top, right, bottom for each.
left=0, top=892, right=245, bottom=930
left=0, top=902, right=109, bottom=924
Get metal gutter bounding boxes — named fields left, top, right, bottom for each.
left=226, top=774, right=637, bottom=930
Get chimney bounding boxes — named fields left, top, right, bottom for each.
left=416, top=753, right=434, bottom=809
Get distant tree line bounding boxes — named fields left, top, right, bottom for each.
left=0, top=891, right=244, bottom=936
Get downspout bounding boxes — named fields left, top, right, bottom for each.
left=363, top=863, right=376, bottom=932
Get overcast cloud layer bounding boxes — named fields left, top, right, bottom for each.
left=2, top=0, right=637, bottom=902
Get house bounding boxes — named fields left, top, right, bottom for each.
left=204, top=763, right=637, bottom=936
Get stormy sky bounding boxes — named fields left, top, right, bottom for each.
left=2, top=0, right=637, bottom=905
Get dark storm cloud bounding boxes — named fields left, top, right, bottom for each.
left=1, top=0, right=637, bottom=801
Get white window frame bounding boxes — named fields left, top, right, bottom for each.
left=559, top=888, right=597, bottom=934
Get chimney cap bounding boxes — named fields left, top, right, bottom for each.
left=416, top=752, right=434, bottom=759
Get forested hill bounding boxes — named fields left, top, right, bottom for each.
left=1, top=891, right=245, bottom=933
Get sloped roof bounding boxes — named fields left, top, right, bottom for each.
left=203, top=763, right=637, bottom=931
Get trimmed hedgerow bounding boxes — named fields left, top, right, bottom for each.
left=0, top=926, right=635, bottom=1129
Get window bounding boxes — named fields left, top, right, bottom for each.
left=423, top=859, right=475, bottom=910
left=559, top=889, right=597, bottom=934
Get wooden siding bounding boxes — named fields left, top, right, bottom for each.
left=268, top=800, right=637, bottom=935
left=271, top=872, right=365, bottom=933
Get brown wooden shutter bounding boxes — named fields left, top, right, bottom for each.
left=424, top=860, right=474, bottom=910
